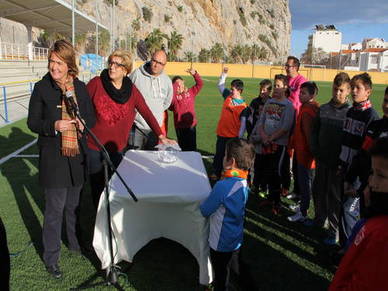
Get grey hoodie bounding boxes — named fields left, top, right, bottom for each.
left=129, top=62, right=173, bottom=130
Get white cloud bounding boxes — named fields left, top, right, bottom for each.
left=290, top=0, right=388, bottom=30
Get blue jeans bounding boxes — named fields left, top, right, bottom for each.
left=297, top=163, right=315, bottom=216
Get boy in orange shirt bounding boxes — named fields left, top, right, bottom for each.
left=288, top=82, right=320, bottom=222
left=213, top=70, right=247, bottom=180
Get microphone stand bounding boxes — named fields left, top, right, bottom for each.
left=68, top=100, right=137, bottom=290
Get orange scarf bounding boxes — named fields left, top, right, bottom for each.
left=60, top=78, right=79, bottom=157
left=221, top=168, right=249, bottom=180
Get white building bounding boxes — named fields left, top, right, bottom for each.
left=359, top=48, right=388, bottom=72
left=362, top=38, right=385, bottom=49
left=312, top=25, right=342, bottom=53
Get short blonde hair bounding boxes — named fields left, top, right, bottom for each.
left=48, top=39, right=79, bottom=77
left=108, top=50, right=133, bottom=74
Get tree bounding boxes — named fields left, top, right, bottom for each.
left=167, top=31, right=183, bottom=61
left=35, top=31, right=67, bottom=48
left=210, top=43, right=225, bottom=63
left=144, top=29, right=167, bottom=56
left=251, top=44, right=268, bottom=62
left=240, top=44, right=252, bottom=64
left=230, top=45, right=243, bottom=63
left=198, top=48, right=210, bottom=63
left=184, top=51, right=196, bottom=62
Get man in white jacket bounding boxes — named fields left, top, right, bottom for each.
left=129, top=50, right=173, bottom=149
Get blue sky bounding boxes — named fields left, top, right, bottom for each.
left=290, top=0, right=388, bottom=58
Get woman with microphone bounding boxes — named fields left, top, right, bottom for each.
left=27, top=39, right=95, bottom=278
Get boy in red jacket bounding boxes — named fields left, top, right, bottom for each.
left=170, top=68, right=203, bottom=151
left=288, top=82, right=319, bottom=222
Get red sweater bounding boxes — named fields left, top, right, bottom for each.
left=291, top=101, right=319, bottom=169
left=169, top=72, right=203, bottom=128
left=329, top=216, right=388, bottom=291
left=86, top=77, right=162, bottom=152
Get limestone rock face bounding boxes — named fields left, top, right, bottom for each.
left=81, top=0, right=291, bottom=62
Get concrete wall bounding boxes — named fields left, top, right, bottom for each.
left=134, top=61, right=388, bottom=84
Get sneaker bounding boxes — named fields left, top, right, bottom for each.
left=323, top=236, right=338, bottom=246
left=286, top=192, right=298, bottom=200
left=281, top=188, right=289, bottom=197
left=46, top=264, right=62, bottom=279
left=287, top=211, right=306, bottom=222
left=289, top=203, right=300, bottom=212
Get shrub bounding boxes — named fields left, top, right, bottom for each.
left=164, top=14, right=172, bottom=23
left=267, top=8, right=275, bottom=18
left=177, top=6, right=183, bottom=12
left=142, top=7, right=153, bottom=23
left=237, top=7, right=247, bottom=27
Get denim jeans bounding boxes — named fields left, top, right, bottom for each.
left=297, top=163, right=315, bottom=216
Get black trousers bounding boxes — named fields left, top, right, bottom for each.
left=42, top=186, right=82, bottom=266
left=88, top=149, right=123, bottom=209
left=213, top=136, right=234, bottom=178
left=210, top=248, right=240, bottom=291
left=176, top=126, right=197, bottom=151
left=280, top=150, right=291, bottom=190
left=253, top=153, right=267, bottom=191
left=0, top=217, right=10, bottom=291
left=261, top=145, right=286, bottom=206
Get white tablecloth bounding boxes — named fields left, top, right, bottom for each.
left=93, top=150, right=213, bottom=285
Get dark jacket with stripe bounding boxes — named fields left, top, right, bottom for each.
left=27, top=73, right=96, bottom=188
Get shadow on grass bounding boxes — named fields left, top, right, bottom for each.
left=1, top=128, right=44, bottom=260
left=239, top=194, right=334, bottom=291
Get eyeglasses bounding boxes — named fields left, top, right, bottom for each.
left=108, top=61, right=125, bottom=68
left=284, top=64, right=295, bottom=68
left=151, top=58, right=166, bottom=66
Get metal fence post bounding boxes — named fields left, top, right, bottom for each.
left=2, top=86, right=9, bottom=123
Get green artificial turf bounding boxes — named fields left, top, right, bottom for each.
left=0, top=76, right=386, bottom=290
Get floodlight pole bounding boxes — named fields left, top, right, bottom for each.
left=72, top=0, right=75, bottom=47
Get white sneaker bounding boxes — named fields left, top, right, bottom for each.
left=287, top=211, right=306, bottom=222
left=289, top=204, right=300, bottom=212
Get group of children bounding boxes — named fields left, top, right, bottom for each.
left=198, top=62, right=388, bottom=290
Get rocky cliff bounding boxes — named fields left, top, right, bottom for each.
left=81, top=0, right=291, bottom=62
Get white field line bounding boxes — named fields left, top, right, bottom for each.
left=0, top=139, right=37, bottom=165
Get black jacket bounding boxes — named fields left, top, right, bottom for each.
left=27, top=73, right=96, bottom=188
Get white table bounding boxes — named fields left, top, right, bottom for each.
left=93, top=150, right=213, bottom=285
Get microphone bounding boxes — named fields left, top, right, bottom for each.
left=65, top=89, right=79, bottom=116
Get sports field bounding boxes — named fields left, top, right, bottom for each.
left=0, top=75, right=386, bottom=290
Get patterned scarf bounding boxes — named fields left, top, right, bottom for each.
left=60, top=78, right=79, bottom=157
left=222, top=168, right=249, bottom=180
left=353, top=99, right=372, bottom=111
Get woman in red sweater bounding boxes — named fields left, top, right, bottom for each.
left=87, top=50, right=174, bottom=208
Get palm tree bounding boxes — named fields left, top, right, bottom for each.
left=210, top=43, right=225, bottom=63
left=198, top=48, right=210, bottom=63
left=230, top=45, right=243, bottom=63
left=240, top=45, right=252, bottom=64
left=167, top=31, right=184, bottom=61
left=145, top=29, right=167, bottom=56
left=184, top=51, right=196, bottom=62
